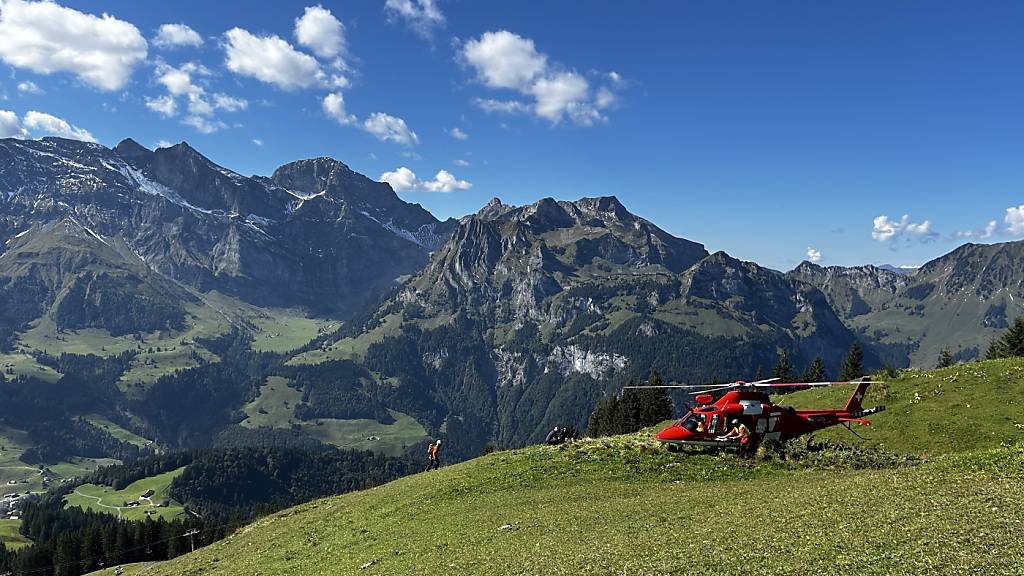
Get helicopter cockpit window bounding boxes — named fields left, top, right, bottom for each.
left=681, top=414, right=704, bottom=432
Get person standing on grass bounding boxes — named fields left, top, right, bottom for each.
left=426, top=439, right=442, bottom=471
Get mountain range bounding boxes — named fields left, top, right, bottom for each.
left=1, top=136, right=1022, bottom=461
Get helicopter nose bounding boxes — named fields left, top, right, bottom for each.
left=656, top=425, right=689, bottom=442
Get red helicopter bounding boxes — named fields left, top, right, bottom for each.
left=626, top=377, right=885, bottom=450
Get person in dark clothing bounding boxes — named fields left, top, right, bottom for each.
left=545, top=426, right=563, bottom=445
left=426, top=440, right=442, bottom=471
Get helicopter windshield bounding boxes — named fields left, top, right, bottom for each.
left=677, top=412, right=704, bottom=432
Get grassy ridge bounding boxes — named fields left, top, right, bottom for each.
left=90, top=434, right=1024, bottom=576
left=787, top=359, right=1024, bottom=455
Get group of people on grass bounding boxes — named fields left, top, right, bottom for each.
left=544, top=426, right=579, bottom=446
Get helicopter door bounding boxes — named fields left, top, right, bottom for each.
left=764, top=412, right=782, bottom=441
left=710, top=414, right=720, bottom=433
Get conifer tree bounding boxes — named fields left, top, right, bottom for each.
left=638, top=370, right=673, bottom=425
left=772, top=350, right=793, bottom=383
left=937, top=347, right=954, bottom=368
left=840, top=342, right=865, bottom=380
left=986, top=317, right=1024, bottom=359
left=803, top=356, right=827, bottom=382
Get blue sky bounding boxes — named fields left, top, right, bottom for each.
left=0, top=0, right=1022, bottom=270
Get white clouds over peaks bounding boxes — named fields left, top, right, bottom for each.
left=0, top=109, right=96, bottom=142
left=1004, top=205, right=1024, bottom=236
left=871, top=214, right=937, bottom=244
left=384, top=0, right=444, bottom=39
left=463, top=31, right=547, bottom=91
left=0, top=110, right=29, bottom=138
left=0, top=0, right=147, bottom=91
left=146, top=61, right=246, bottom=133
left=322, top=92, right=356, bottom=124
left=145, top=95, right=177, bottom=117
left=461, top=30, right=621, bottom=126
left=323, top=94, right=418, bottom=146
left=224, top=28, right=323, bottom=90
left=294, top=5, right=346, bottom=60
left=956, top=220, right=997, bottom=240
left=22, top=110, right=96, bottom=142
left=362, top=112, right=419, bottom=145
left=380, top=166, right=471, bottom=193
left=806, top=247, right=822, bottom=263
left=153, top=23, right=203, bottom=49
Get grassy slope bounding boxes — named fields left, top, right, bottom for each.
left=77, top=359, right=1024, bottom=575
left=297, top=411, right=429, bottom=457
left=786, top=359, right=1024, bottom=455
left=240, top=377, right=302, bottom=429
left=64, top=467, right=187, bottom=522
left=95, top=433, right=1024, bottom=576
left=1, top=427, right=115, bottom=494
left=83, top=415, right=153, bottom=448
left=0, top=518, right=31, bottom=550
left=13, top=291, right=340, bottom=390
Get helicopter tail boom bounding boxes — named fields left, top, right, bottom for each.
left=843, top=381, right=872, bottom=413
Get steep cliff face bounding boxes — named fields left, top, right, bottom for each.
left=0, top=137, right=456, bottom=317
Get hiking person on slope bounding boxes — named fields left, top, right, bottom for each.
left=426, top=439, right=442, bottom=471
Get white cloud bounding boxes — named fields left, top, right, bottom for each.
left=252, top=138, right=263, bottom=146
left=463, top=31, right=547, bottom=91
left=294, top=5, right=346, bottom=60
left=805, top=247, right=822, bottom=263
left=462, top=30, right=620, bottom=125
left=153, top=23, right=203, bottom=49
left=871, top=214, right=937, bottom=243
left=380, top=166, right=471, bottom=193
left=156, top=65, right=200, bottom=97
left=147, top=62, right=244, bottom=132
left=0, top=0, right=147, bottom=91
left=384, top=0, right=444, bottom=39
left=362, top=112, right=418, bottom=145
left=323, top=94, right=418, bottom=146
left=224, top=27, right=322, bottom=90
left=473, top=98, right=530, bottom=115
left=23, top=110, right=96, bottom=142
left=529, top=71, right=593, bottom=124
left=212, top=93, right=248, bottom=112
left=0, top=110, right=28, bottom=138
left=322, top=92, right=356, bottom=124
left=956, top=220, right=997, bottom=240
left=1005, top=206, right=1024, bottom=236
left=145, top=95, right=177, bottom=117
left=452, top=159, right=470, bottom=167
left=16, top=81, right=43, bottom=94
left=449, top=127, right=469, bottom=140
left=155, top=139, right=173, bottom=148
left=182, top=114, right=226, bottom=134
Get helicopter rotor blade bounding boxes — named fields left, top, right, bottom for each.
left=690, top=385, right=734, bottom=395
left=752, top=380, right=884, bottom=388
